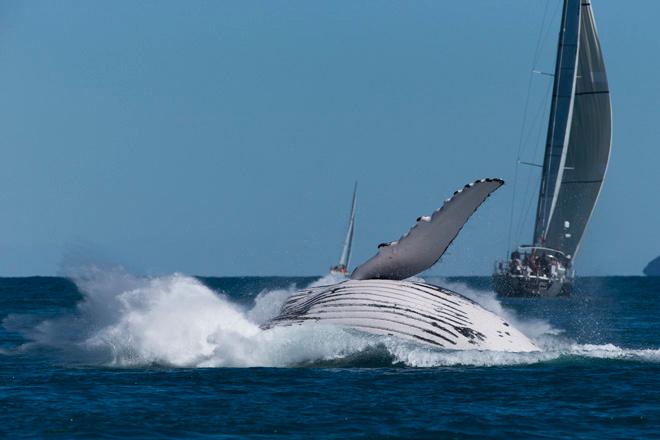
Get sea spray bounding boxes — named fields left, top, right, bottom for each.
left=246, top=273, right=348, bottom=324
left=7, top=268, right=377, bottom=367
left=5, top=268, right=659, bottom=368
left=433, top=278, right=563, bottom=339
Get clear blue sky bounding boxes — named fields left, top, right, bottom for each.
left=0, top=1, right=656, bottom=276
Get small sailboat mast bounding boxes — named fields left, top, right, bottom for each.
left=338, top=182, right=358, bottom=269
left=331, top=182, right=357, bottom=275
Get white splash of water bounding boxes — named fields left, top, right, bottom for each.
left=387, top=342, right=660, bottom=367
left=435, top=278, right=563, bottom=340
left=246, top=272, right=345, bottom=325
left=246, top=286, right=297, bottom=325
left=308, top=272, right=347, bottom=287
left=12, top=268, right=378, bottom=367
left=8, top=268, right=659, bottom=368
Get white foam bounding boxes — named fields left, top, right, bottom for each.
left=10, top=269, right=377, bottom=367
left=434, top=278, right=563, bottom=339
left=308, top=272, right=348, bottom=287
left=246, top=286, right=297, bottom=325
left=564, top=343, right=660, bottom=363
left=386, top=342, right=660, bottom=367
left=8, top=268, right=659, bottom=368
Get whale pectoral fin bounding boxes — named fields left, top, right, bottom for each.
left=350, top=178, right=504, bottom=281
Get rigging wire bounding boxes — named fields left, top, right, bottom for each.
left=514, top=63, right=558, bottom=241
left=515, top=79, right=554, bottom=241
left=504, top=0, right=560, bottom=258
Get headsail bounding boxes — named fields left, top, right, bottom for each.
left=534, top=0, right=581, bottom=245
left=536, top=0, right=612, bottom=259
left=351, top=179, right=504, bottom=281
left=337, top=182, right=358, bottom=269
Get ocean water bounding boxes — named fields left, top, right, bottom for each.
left=1, top=270, right=659, bottom=439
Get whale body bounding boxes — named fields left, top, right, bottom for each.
left=264, top=279, right=538, bottom=352
left=265, top=179, right=539, bottom=352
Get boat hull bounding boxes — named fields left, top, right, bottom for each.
left=329, top=268, right=349, bottom=277
left=492, top=273, right=572, bottom=298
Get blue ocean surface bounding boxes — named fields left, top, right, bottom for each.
left=1, top=271, right=659, bottom=439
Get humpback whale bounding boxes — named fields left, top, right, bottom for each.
left=264, top=179, right=539, bottom=353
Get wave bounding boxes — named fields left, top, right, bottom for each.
left=4, top=267, right=659, bottom=368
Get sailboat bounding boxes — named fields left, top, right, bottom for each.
left=493, top=0, right=612, bottom=297
left=330, top=182, right=357, bottom=276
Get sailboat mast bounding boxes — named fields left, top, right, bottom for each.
left=338, top=182, right=358, bottom=268
left=533, top=0, right=581, bottom=246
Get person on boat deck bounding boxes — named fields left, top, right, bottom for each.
left=509, top=251, right=522, bottom=274
left=534, top=255, right=544, bottom=276
left=538, top=255, right=551, bottom=277
left=548, top=256, right=559, bottom=277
